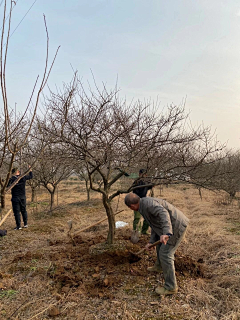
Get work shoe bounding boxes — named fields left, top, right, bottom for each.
left=147, top=264, right=162, bottom=273
left=155, top=286, right=178, bottom=296
left=14, top=227, right=22, bottom=230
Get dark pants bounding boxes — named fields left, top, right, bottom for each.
left=12, top=197, right=27, bottom=228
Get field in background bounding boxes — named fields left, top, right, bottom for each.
left=0, top=180, right=239, bottom=319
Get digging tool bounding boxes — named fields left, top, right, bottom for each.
left=128, top=239, right=163, bottom=263
left=135, top=239, right=162, bottom=255
left=130, top=221, right=142, bottom=244
left=130, top=229, right=140, bottom=244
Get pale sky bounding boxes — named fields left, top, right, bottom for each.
left=2, top=0, right=240, bottom=149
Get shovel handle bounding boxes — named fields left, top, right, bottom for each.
left=136, top=239, right=162, bottom=255
left=0, top=209, right=12, bottom=227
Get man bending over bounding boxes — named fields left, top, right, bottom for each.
left=124, top=192, right=189, bottom=296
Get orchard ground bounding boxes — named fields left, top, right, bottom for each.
left=0, top=179, right=239, bottom=319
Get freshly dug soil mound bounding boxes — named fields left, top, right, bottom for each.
left=46, top=233, right=205, bottom=299
left=175, top=253, right=205, bottom=277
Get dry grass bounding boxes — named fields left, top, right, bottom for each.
left=0, top=181, right=239, bottom=319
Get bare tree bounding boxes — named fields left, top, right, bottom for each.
left=74, top=162, right=94, bottom=201
left=26, top=169, right=41, bottom=203
left=191, top=151, right=240, bottom=198
left=41, top=76, right=225, bottom=244
left=217, top=153, right=240, bottom=198
left=148, top=134, right=226, bottom=185
left=0, top=2, right=59, bottom=214
left=34, top=144, right=73, bottom=211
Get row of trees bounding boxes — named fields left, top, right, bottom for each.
left=2, top=70, right=239, bottom=243
left=36, top=75, right=228, bottom=243
left=1, top=2, right=239, bottom=243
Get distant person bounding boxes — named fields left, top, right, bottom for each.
left=124, top=193, right=189, bottom=296
left=131, top=169, right=153, bottom=234
left=8, top=166, right=33, bottom=230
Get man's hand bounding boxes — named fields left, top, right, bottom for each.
left=160, top=235, right=170, bottom=245
left=145, top=243, right=154, bottom=251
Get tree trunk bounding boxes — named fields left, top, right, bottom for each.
left=102, top=194, right=115, bottom=244
left=1, top=193, right=5, bottom=209
left=85, top=180, right=90, bottom=201
left=149, top=188, right=154, bottom=197
left=31, top=187, right=36, bottom=202
left=87, top=187, right=90, bottom=201
left=50, top=190, right=55, bottom=211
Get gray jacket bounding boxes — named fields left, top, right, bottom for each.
left=138, top=197, right=189, bottom=246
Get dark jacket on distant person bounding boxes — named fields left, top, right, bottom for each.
left=132, top=178, right=152, bottom=198
left=8, top=172, right=33, bottom=199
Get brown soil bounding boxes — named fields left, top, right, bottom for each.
left=0, top=182, right=239, bottom=319
left=44, top=227, right=205, bottom=300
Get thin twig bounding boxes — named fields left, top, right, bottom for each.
left=8, top=298, right=29, bottom=319
left=26, top=301, right=57, bottom=320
